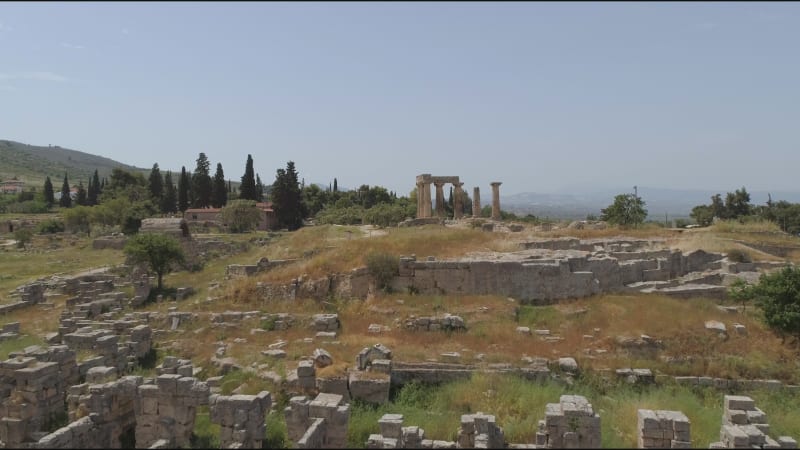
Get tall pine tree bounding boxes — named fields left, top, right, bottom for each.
left=192, top=153, right=212, bottom=208
left=59, top=173, right=72, bottom=208
left=211, top=163, right=227, bottom=208
left=148, top=163, right=163, bottom=202
left=76, top=181, right=87, bottom=206
left=178, top=166, right=190, bottom=212
left=271, top=161, right=305, bottom=230
left=239, top=154, right=257, bottom=201
left=255, top=174, right=264, bottom=202
left=89, top=169, right=101, bottom=205
left=333, top=178, right=338, bottom=192
left=43, top=176, right=55, bottom=207
left=161, top=171, right=177, bottom=214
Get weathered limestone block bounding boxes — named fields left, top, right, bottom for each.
left=349, top=371, right=390, bottom=405
left=637, top=409, right=691, bottom=448
left=313, top=348, right=333, bottom=368
left=209, top=391, right=271, bottom=449
left=540, top=395, right=601, bottom=449
left=311, top=314, right=340, bottom=332
left=356, top=344, right=393, bottom=371
left=285, top=393, right=350, bottom=449
left=135, top=375, right=209, bottom=448
left=458, top=412, right=505, bottom=449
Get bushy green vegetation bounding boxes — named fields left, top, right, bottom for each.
left=365, top=251, right=399, bottom=292
left=732, top=265, right=800, bottom=344
left=601, top=193, right=648, bottom=227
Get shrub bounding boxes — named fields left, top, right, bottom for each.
left=13, top=228, right=33, bottom=248
left=36, top=219, right=65, bottom=234
left=365, top=251, right=398, bottom=292
left=726, top=248, right=752, bottom=263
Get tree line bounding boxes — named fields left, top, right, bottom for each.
left=691, top=186, right=800, bottom=234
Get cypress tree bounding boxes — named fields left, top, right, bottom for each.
left=333, top=178, right=338, bottom=192
left=148, top=163, right=163, bottom=202
left=191, top=153, right=212, bottom=208
left=178, top=166, right=190, bottom=212
left=239, top=154, right=257, bottom=201
left=161, top=171, right=177, bottom=214
left=43, top=176, right=55, bottom=207
left=59, top=173, right=72, bottom=208
left=211, top=163, right=227, bottom=208
left=90, top=169, right=101, bottom=204
left=271, top=161, right=305, bottom=230
left=255, top=174, right=264, bottom=202
left=76, top=181, right=87, bottom=206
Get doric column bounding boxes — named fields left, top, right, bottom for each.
left=434, top=182, right=446, bottom=218
left=416, top=182, right=423, bottom=218
left=453, top=182, right=464, bottom=219
left=473, top=187, right=481, bottom=218
left=490, top=182, right=502, bottom=220
left=423, top=183, right=432, bottom=218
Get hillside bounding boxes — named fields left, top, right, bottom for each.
left=0, top=139, right=146, bottom=187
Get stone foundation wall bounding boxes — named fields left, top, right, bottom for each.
left=134, top=374, right=209, bottom=448
left=285, top=393, right=350, bottom=449
left=209, top=391, right=271, bottom=448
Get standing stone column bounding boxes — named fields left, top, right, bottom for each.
left=490, top=182, right=502, bottom=220
left=473, top=187, right=481, bottom=218
left=434, top=182, right=446, bottom=218
left=453, top=182, right=464, bottom=219
left=423, top=183, right=432, bottom=218
left=416, top=182, right=424, bottom=218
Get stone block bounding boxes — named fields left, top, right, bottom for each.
left=297, top=360, right=315, bottom=378
left=725, top=409, right=748, bottom=425
left=778, top=436, right=798, bottom=449
left=724, top=395, right=755, bottom=412
left=721, top=425, right=749, bottom=448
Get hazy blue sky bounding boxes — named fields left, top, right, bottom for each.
left=1, top=2, right=799, bottom=196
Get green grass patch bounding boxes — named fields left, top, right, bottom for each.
left=0, top=334, right=44, bottom=359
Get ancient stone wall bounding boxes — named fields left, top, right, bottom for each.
left=285, top=393, right=350, bottom=449
left=66, top=375, right=141, bottom=448
left=458, top=412, right=505, bottom=449
left=209, top=391, right=271, bottom=448
left=709, top=395, right=797, bottom=449
left=134, top=373, right=209, bottom=448
left=636, top=409, right=691, bottom=448
left=536, top=394, right=601, bottom=448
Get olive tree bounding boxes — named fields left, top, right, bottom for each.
left=124, top=233, right=185, bottom=290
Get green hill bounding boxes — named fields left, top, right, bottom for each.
left=0, top=139, right=147, bottom=188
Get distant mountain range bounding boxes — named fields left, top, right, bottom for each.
left=0, top=139, right=146, bottom=186
left=501, top=187, right=800, bottom=220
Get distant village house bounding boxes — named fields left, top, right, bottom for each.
left=0, top=180, right=25, bottom=194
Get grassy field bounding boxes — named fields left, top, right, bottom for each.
left=343, top=372, right=800, bottom=448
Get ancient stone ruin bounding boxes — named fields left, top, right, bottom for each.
left=285, top=392, right=350, bottom=449
left=710, top=395, right=797, bottom=449
left=636, top=409, right=691, bottom=449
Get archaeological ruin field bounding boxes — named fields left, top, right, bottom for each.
left=1, top=217, right=799, bottom=448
